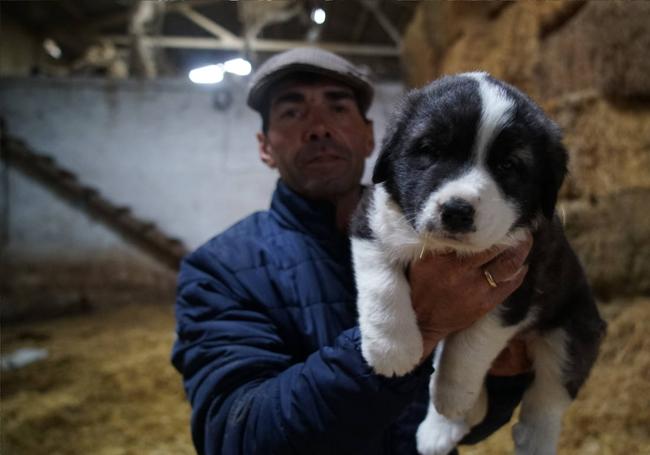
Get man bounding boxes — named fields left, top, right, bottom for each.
left=172, top=47, right=532, bottom=455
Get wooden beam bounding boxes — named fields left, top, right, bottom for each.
left=129, top=0, right=161, bottom=79
left=353, top=8, right=371, bottom=42
left=358, top=0, right=402, bottom=46
left=54, top=0, right=221, bottom=35
left=103, top=35, right=400, bottom=57
left=174, top=4, right=239, bottom=44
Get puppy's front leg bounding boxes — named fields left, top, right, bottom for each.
left=435, top=310, right=524, bottom=419
left=352, top=238, right=423, bottom=377
left=416, top=346, right=488, bottom=455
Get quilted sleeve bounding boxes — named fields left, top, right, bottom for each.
left=171, top=245, right=433, bottom=455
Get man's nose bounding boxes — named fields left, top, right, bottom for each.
left=304, top=108, right=332, bottom=142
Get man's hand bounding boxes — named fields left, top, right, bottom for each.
left=408, top=234, right=533, bottom=361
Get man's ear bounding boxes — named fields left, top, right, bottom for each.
left=257, top=132, right=276, bottom=168
left=363, top=120, right=375, bottom=159
left=540, top=140, right=568, bottom=219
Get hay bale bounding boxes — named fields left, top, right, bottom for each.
left=560, top=188, right=650, bottom=299
left=560, top=297, right=650, bottom=454
left=404, top=1, right=650, bottom=100
left=401, top=5, right=438, bottom=87
left=431, top=2, right=541, bottom=96
left=401, top=1, right=584, bottom=95
left=538, top=1, right=650, bottom=99
left=543, top=97, right=650, bottom=199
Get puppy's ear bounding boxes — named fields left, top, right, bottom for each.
left=372, top=145, right=392, bottom=184
left=372, top=90, right=418, bottom=184
left=372, top=118, right=403, bottom=184
left=540, top=139, right=568, bottom=219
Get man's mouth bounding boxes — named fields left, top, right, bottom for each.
left=307, top=154, right=345, bottom=165
left=300, top=140, right=350, bottom=167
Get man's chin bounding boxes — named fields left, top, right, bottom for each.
left=298, top=177, right=357, bottom=201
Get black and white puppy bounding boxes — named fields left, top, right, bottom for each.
left=350, top=73, right=606, bottom=455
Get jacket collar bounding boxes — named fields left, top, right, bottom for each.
left=270, top=179, right=350, bottom=243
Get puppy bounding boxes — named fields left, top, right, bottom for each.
left=350, top=73, right=606, bottom=455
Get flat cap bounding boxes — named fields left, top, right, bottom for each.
left=247, top=47, right=374, bottom=115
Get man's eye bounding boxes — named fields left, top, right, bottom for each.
left=280, top=109, right=299, bottom=119
left=332, top=104, right=348, bottom=113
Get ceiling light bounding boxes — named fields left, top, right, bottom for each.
left=43, top=38, right=62, bottom=59
left=189, top=65, right=225, bottom=84
left=311, top=8, right=326, bottom=25
left=223, top=58, right=252, bottom=76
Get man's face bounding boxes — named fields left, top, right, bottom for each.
left=257, top=78, right=374, bottom=201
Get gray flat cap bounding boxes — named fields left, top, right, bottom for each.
left=247, top=47, right=374, bottom=114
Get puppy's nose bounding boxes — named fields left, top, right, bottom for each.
left=440, top=198, right=475, bottom=233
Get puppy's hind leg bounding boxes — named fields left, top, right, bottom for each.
left=353, top=238, right=423, bottom=377
left=513, top=329, right=572, bottom=455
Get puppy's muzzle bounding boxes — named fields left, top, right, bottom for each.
left=440, top=198, right=476, bottom=233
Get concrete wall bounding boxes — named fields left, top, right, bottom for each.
left=0, top=76, right=405, bottom=261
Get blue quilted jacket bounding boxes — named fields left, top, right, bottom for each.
left=171, top=180, right=529, bottom=455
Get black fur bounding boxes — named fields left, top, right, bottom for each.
left=349, top=187, right=375, bottom=240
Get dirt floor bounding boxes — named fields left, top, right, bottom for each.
left=1, top=296, right=649, bottom=455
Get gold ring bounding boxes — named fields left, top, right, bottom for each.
left=483, top=268, right=498, bottom=288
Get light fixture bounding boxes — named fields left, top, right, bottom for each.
left=189, top=65, right=225, bottom=84
left=43, top=38, right=62, bottom=59
left=223, top=58, right=252, bottom=76
left=188, top=58, right=252, bottom=84
left=311, top=8, right=326, bottom=25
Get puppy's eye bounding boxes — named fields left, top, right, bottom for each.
left=497, top=157, right=523, bottom=174
left=412, top=155, right=432, bottom=170
left=498, top=161, right=514, bottom=172
left=411, top=144, right=438, bottom=170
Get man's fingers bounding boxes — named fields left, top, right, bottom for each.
left=483, top=235, right=533, bottom=283
left=481, top=264, right=528, bottom=310
left=458, top=245, right=507, bottom=269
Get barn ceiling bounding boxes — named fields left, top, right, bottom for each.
left=2, top=0, right=420, bottom=80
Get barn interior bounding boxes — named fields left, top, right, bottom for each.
left=1, top=1, right=649, bottom=454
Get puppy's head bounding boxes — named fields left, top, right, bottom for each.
left=373, top=72, right=567, bottom=252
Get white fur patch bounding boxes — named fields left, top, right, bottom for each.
left=416, top=400, right=470, bottom=455
left=352, top=235, right=423, bottom=376
left=369, top=184, right=423, bottom=262
left=415, top=166, right=520, bottom=252
left=466, top=73, right=515, bottom=164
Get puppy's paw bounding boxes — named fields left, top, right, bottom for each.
left=416, top=411, right=468, bottom=455
left=433, top=378, right=480, bottom=420
left=512, top=421, right=559, bottom=455
left=361, top=332, right=423, bottom=377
